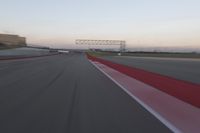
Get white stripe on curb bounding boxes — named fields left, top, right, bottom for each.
left=89, top=60, right=182, bottom=133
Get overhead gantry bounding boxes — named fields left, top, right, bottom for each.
left=75, top=39, right=126, bottom=52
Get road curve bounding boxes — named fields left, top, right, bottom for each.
left=0, top=53, right=171, bottom=133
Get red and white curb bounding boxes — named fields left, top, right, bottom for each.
left=89, top=60, right=200, bottom=133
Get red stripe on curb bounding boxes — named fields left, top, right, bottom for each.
left=87, top=54, right=200, bottom=108
left=0, top=53, right=60, bottom=61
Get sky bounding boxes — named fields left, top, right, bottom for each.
left=0, top=0, right=200, bottom=50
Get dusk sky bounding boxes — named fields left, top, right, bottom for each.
left=0, top=0, right=200, bottom=49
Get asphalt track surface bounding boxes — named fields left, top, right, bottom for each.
left=101, top=56, right=200, bottom=84
left=0, top=53, right=171, bottom=133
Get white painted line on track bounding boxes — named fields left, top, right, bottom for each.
left=89, top=60, right=200, bottom=133
left=89, top=60, right=181, bottom=133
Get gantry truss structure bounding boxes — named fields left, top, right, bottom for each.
left=75, top=39, right=126, bottom=52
